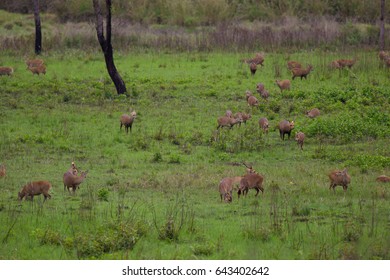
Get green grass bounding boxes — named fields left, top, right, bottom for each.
left=0, top=50, right=389, bottom=260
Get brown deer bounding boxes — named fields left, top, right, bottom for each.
left=18, top=181, right=52, bottom=201
left=120, top=111, right=137, bottom=133
left=219, top=176, right=242, bottom=203
left=234, top=112, right=251, bottom=126
left=291, top=65, right=313, bottom=80
left=306, top=108, right=320, bottom=118
left=0, top=66, right=14, bottom=76
left=376, top=175, right=390, bottom=183
left=28, top=64, right=46, bottom=75
left=275, top=79, right=291, bottom=92
left=237, top=173, right=264, bottom=199
left=329, top=168, right=351, bottom=192
left=246, top=91, right=259, bottom=107
left=217, top=115, right=242, bottom=129
left=26, top=59, right=45, bottom=68
left=330, top=60, right=341, bottom=69
left=256, top=83, right=265, bottom=93
left=336, top=58, right=356, bottom=69
left=63, top=171, right=88, bottom=193
left=259, top=117, right=269, bottom=134
left=278, top=120, right=295, bottom=140
left=249, top=62, right=257, bottom=75
left=256, top=83, right=269, bottom=100
left=295, top=131, right=305, bottom=150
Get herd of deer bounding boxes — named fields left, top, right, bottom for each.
left=0, top=161, right=87, bottom=203
left=0, top=58, right=46, bottom=76
left=1, top=53, right=389, bottom=203
left=218, top=162, right=390, bottom=203
left=215, top=52, right=389, bottom=202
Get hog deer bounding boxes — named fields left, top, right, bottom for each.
left=259, top=117, right=269, bottom=134
left=0, top=66, right=14, bottom=76
left=278, top=120, right=295, bottom=140
left=234, top=112, right=251, bottom=126
left=63, top=171, right=88, bottom=193
left=329, top=168, right=351, bottom=192
left=376, top=175, right=390, bottom=183
left=26, top=59, right=44, bottom=68
left=291, top=65, right=313, bottom=80
left=336, top=58, right=356, bottom=69
left=18, top=181, right=52, bottom=201
left=275, top=79, right=291, bottom=93
left=28, top=64, right=46, bottom=75
left=217, top=115, right=242, bottom=129
left=330, top=60, right=341, bottom=69
left=249, top=62, right=257, bottom=75
left=120, top=111, right=137, bottom=134
left=295, top=131, right=305, bottom=150
left=256, top=83, right=269, bottom=100
left=219, top=176, right=242, bottom=203
left=306, top=108, right=320, bottom=118
left=237, top=173, right=264, bottom=199
left=246, top=91, right=259, bottom=107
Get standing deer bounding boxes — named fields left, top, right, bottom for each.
left=329, top=168, right=351, bottom=192
left=63, top=171, right=88, bottom=193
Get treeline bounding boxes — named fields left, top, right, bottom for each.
left=0, top=0, right=388, bottom=26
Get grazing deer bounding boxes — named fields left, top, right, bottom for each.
left=18, top=181, right=52, bottom=202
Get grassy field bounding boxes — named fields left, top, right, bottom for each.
left=0, top=50, right=389, bottom=260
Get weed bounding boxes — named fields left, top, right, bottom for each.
left=151, top=152, right=163, bottom=163
left=97, top=188, right=109, bottom=202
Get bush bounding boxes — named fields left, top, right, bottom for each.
left=97, top=188, right=109, bottom=201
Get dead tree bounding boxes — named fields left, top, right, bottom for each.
left=92, top=0, right=127, bottom=94
left=33, top=0, right=42, bottom=55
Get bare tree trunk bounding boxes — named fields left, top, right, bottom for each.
left=379, top=0, right=386, bottom=51
left=92, top=0, right=127, bottom=95
left=33, top=0, right=42, bottom=55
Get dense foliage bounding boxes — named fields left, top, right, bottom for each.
left=1, top=0, right=389, bottom=24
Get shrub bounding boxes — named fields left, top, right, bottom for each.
left=192, top=242, right=215, bottom=256
left=31, top=228, right=62, bottom=246
left=152, top=152, right=163, bottom=163
left=97, top=188, right=109, bottom=201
